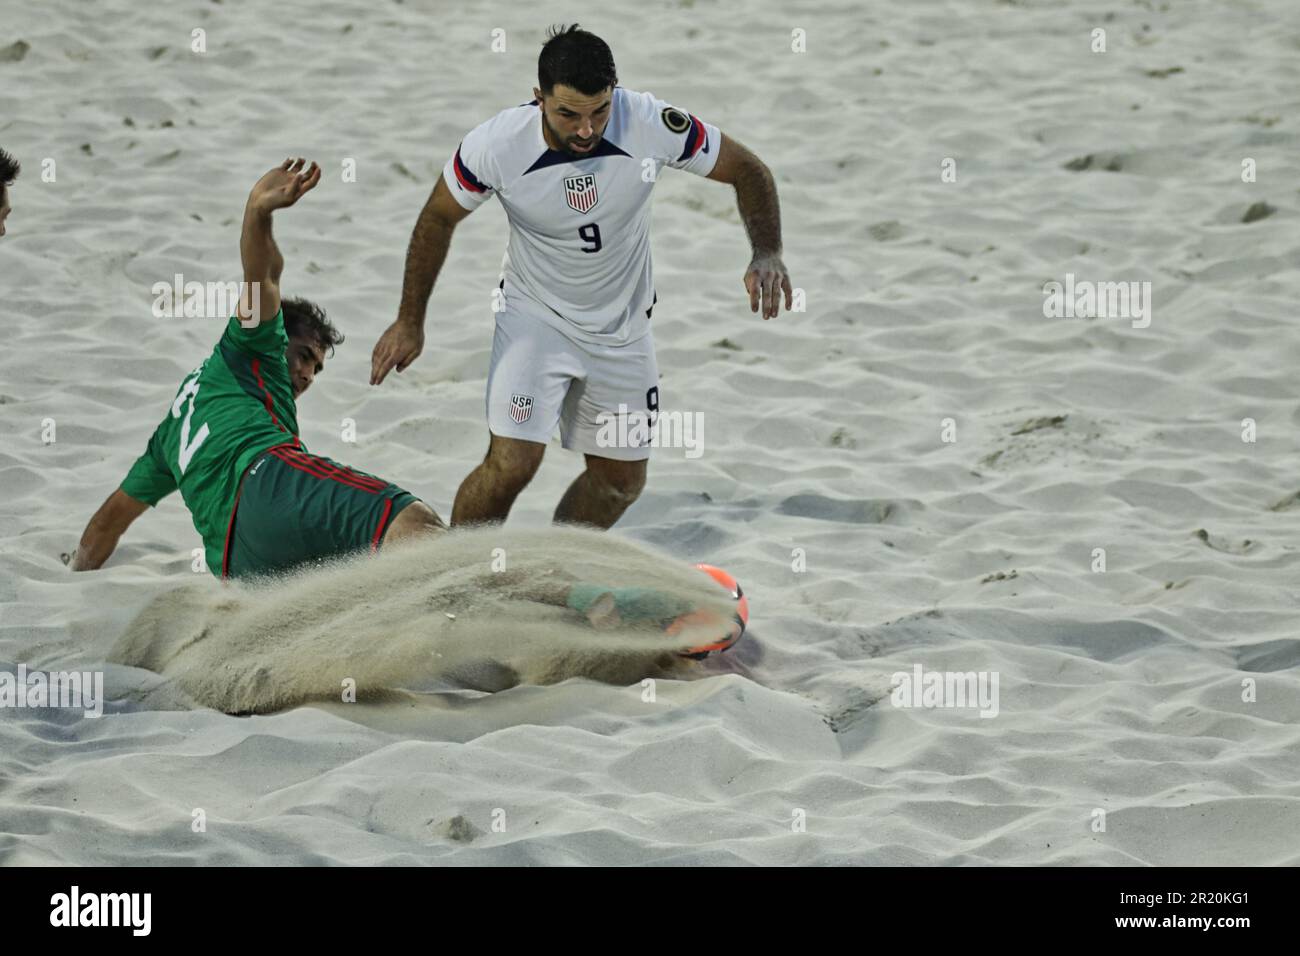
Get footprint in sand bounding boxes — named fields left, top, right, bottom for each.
left=777, top=494, right=906, bottom=524
left=1193, top=528, right=1256, bottom=555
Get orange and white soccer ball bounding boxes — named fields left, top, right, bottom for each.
left=668, top=563, right=750, bottom=659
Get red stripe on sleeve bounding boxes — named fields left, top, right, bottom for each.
left=687, top=116, right=706, bottom=158
left=453, top=149, right=487, bottom=193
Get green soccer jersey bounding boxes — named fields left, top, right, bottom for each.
left=119, top=309, right=306, bottom=576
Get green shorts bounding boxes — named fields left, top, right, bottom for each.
left=221, top=444, right=418, bottom=579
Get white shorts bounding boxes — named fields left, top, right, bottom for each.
left=486, top=301, right=660, bottom=461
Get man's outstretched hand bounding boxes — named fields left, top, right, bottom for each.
left=744, top=253, right=793, bottom=320
left=370, top=318, right=425, bottom=385
left=248, top=157, right=321, bottom=213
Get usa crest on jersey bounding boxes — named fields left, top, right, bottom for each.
left=564, top=173, right=598, bottom=213
left=509, top=393, right=534, bottom=424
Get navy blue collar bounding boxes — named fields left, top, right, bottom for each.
left=523, top=138, right=630, bottom=175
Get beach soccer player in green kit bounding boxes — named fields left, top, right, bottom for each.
left=69, top=159, right=445, bottom=579
left=68, top=159, right=746, bottom=656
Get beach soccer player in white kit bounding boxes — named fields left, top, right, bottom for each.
left=370, top=23, right=793, bottom=530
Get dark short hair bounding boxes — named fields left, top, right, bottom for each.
left=538, top=24, right=617, bottom=96
left=282, top=296, right=344, bottom=357
left=0, top=147, right=18, bottom=204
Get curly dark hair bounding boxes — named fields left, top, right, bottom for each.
left=282, top=296, right=344, bottom=357
left=538, top=24, right=617, bottom=96
left=0, top=147, right=19, bottom=203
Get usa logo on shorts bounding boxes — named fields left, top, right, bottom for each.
left=509, top=393, right=534, bottom=424
left=564, top=173, right=598, bottom=213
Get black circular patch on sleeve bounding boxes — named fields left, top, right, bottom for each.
left=661, top=106, right=691, bottom=134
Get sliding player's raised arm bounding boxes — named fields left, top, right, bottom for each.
left=236, top=158, right=321, bottom=327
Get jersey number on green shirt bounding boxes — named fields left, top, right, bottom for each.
left=171, top=367, right=211, bottom=474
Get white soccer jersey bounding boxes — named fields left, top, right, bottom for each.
left=442, top=86, right=722, bottom=346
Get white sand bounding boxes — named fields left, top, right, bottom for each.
left=3, top=0, right=1300, bottom=865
